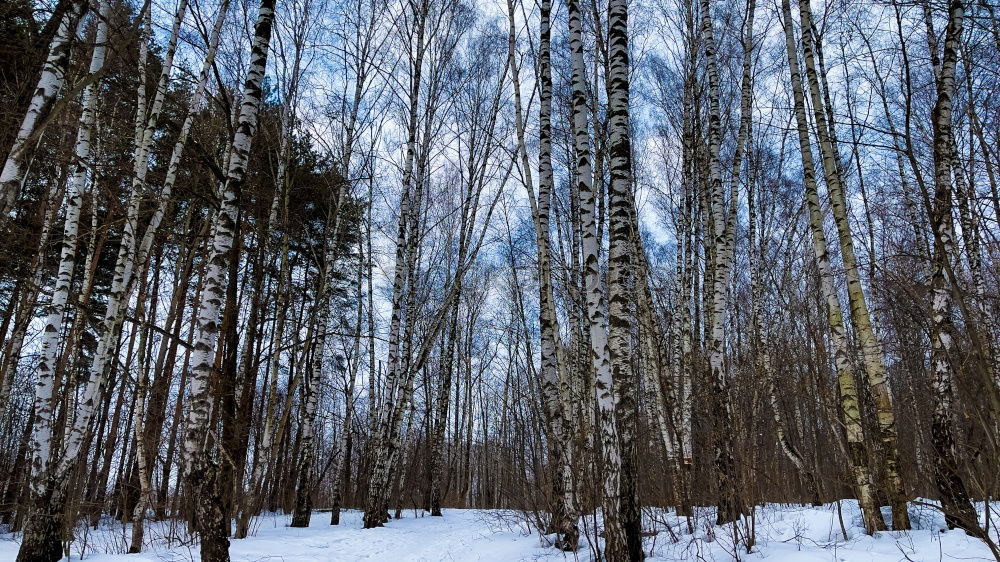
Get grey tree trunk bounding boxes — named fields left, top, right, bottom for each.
left=795, top=0, right=909, bottom=529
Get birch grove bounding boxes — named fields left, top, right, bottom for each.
left=1, top=0, right=1000, bottom=560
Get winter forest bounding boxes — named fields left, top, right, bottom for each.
left=0, top=0, right=999, bottom=559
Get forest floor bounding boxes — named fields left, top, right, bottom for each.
left=1, top=500, right=998, bottom=561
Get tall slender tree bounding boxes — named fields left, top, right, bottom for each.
left=181, top=0, right=276, bottom=558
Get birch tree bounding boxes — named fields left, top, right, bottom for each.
left=794, top=0, right=909, bottom=528
left=17, top=3, right=109, bottom=560
left=181, top=0, right=276, bottom=558
left=0, top=0, right=87, bottom=218
left=779, top=0, right=887, bottom=533
left=924, top=0, right=989, bottom=543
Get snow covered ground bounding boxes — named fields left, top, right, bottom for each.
left=1, top=501, right=997, bottom=561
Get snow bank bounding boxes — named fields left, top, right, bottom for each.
left=650, top=500, right=998, bottom=561
left=0, top=501, right=996, bottom=560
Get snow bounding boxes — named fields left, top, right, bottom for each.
left=0, top=501, right=997, bottom=561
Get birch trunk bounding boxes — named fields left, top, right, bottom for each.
left=699, top=0, right=746, bottom=525
left=289, top=312, right=324, bottom=527
left=575, top=6, right=618, bottom=554
left=182, top=0, right=275, bottom=557
left=925, top=0, right=985, bottom=539
left=506, top=0, right=576, bottom=539
left=795, top=0, right=909, bottom=529
left=0, top=0, right=86, bottom=218
left=284, top=24, right=327, bottom=528
left=128, top=255, right=159, bottom=552
left=331, top=252, right=364, bottom=525
left=539, top=0, right=596, bottom=549
left=17, top=4, right=109, bottom=560
left=292, top=173, right=346, bottom=527
left=606, top=1, right=644, bottom=557
left=329, top=5, right=376, bottom=524
left=0, top=178, right=64, bottom=417
left=669, top=180, right=692, bottom=514
left=363, top=0, right=429, bottom=529
left=576, top=0, right=635, bottom=557
left=676, top=18, right=698, bottom=475
left=634, top=236, right=679, bottom=497
left=779, top=0, right=886, bottom=534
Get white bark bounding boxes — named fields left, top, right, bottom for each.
left=182, top=0, right=276, bottom=478
left=700, top=0, right=744, bottom=524
left=27, top=0, right=110, bottom=496
left=927, top=0, right=982, bottom=536
left=0, top=180, right=63, bottom=415
left=0, top=0, right=87, bottom=217
left=779, top=0, right=885, bottom=533
left=51, top=0, right=227, bottom=494
left=606, top=0, right=642, bottom=555
left=180, top=0, right=276, bottom=553
left=364, top=0, right=429, bottom=528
